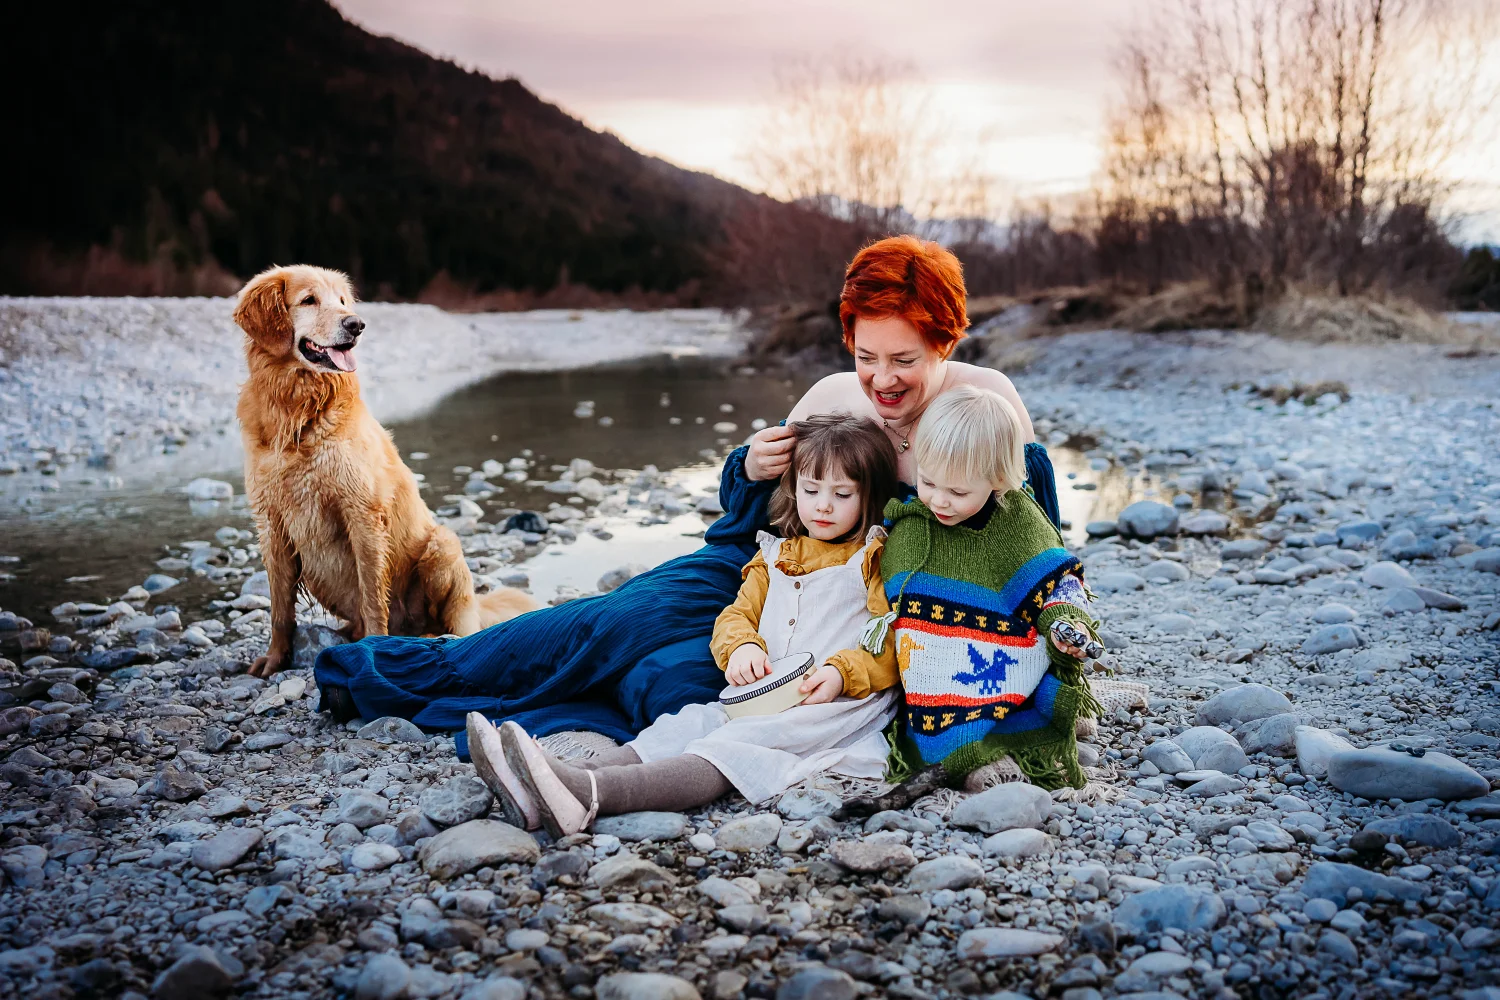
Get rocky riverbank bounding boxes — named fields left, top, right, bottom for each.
left=0, top=298, right=749, bottom=497
left=1, top=325, right=1499, bottom=1000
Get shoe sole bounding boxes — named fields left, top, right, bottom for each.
left=466, top=713, right=538, bottom=830
left=500, top=721, right=587, bottom=840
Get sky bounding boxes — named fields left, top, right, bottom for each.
left=336, top=0, right=1500, bottom=242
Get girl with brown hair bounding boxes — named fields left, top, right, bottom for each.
left=466, top=414, right=903, bottom=835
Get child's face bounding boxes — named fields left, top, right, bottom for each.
left=796, top=469, right=863, bottom=541
left=917, top=466, right=993, bottom=526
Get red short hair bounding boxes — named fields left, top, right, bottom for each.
left=839, top=235, right=969, bottom=358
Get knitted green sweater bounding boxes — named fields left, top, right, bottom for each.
left=874, top=489, right=1100, bottom=789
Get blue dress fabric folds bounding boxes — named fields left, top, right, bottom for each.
left=314, top=441, right=1060, bottom=759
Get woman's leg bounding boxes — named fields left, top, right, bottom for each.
left=316, top=541, right=754, bottom=750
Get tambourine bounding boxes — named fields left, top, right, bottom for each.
left=719, top=652, right=817, bottom=719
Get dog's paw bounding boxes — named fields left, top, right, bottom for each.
left=249, top=653, right=288, bottom=678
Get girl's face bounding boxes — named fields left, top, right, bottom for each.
left=917, top=466, right=993, bottom=526
left=796, top=467, right=863, bottom=541
left=852, top=316, right=946, bottom=424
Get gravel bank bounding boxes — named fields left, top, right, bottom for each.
left=0, top=298, right=748, bottom=496
left=1, top=324, right=1499, bottom=1000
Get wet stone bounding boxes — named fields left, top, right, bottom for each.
left=592, top=811, right=690, bottom=843
left=1326, top=748, right=1490, bottom=801
left=715, top=813, right=781, bottom=852
left=357, top=716, right=427, bottom=744
left=338, top=790, right=391, bottom=829
left=420, top=775, right=494, bottom=827
left=906, top=854, right=985, bottom=891
left=829, top=839, right=916, bottom=872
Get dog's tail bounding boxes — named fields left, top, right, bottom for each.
left=477, top=588, right=540, bottom=629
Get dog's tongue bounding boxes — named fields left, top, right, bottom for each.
left=326, top=347, right=357, bottom=373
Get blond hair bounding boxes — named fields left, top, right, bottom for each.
left=913, top=384, right=1026, bottom=493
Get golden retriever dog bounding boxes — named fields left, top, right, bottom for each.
left=233, top=265, right=537, bottom=677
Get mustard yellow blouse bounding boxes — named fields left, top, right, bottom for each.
left=709, top=534, right=899, bottom=700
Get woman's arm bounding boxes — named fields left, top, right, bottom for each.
left=709, top=553, right=770, bottom=669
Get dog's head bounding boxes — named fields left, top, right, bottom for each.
left=233, top=265, right=365, bottom=373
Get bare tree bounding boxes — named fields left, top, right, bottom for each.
left=1096, top=0, right=1498, bottom=296
left=744, top=56, right=992, bottom=236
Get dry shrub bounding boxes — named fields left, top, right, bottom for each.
left=1254, top=289, right=1470, bottom=344
left=744, top=301, right=844, bottom=366
left=414, top=270, right=697, bottom=312
left=1112, top=281, right=1255, bottom=333
left=1246, top=380, right=1352, bottom=405
left=1028, top=286, right=1124, bottom=327
left=8, top=243, right=241, bottom=297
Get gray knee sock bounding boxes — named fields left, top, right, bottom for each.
left=574, top=744, right=642, bottom=770
left=545, top=753, right=732, bottom=816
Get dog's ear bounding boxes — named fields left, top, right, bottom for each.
left=234, top=268, right=293, bottom=354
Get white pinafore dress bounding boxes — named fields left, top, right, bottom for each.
left=628, top=527, right=898, bottom=804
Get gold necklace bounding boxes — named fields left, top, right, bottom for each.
left=883, top=418, right=911, bottom=453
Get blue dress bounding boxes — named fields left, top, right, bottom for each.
left=314, top=442, right=1060, bottom=758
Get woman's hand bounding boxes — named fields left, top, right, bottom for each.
left=726, top=643, right=771, bottom=686
left=743, top=424, right=797, bottom=482
left=798, top=664, right=845, bottom=705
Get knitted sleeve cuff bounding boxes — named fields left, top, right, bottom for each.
left=1037, top=602, right=1096, bottom=664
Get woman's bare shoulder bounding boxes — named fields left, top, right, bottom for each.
left=947, top=361, right=1034, bottom=439
left=787, top=372, right=875, bottom=421
left=948, top=360, right=1019, bottom=394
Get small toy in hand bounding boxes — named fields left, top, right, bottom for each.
left=1050, top=620, right=1103, bottom=660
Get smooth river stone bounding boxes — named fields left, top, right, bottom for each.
left=592, top=812, right=690, bottom=843
left=190, top=827, right=262, bottom=872
left=957, top=928, right=1064, bottom=959
left=1295, top=726, right=1355, bottom=779
left=983, top=828, right=1053, bottom=860
left=419, top=820, right=540, bottom=878
left=1117, top=500, right=1179, bottom=539
left=420, top=775, right=494, bottom=827
left=1236, top=713, right=1301, bottom=756
left=1301, top=624, right=1365, bottom=655
left=1140, top=740, right=1188, bottom=779
left=715, top=814, right=782, bottom=852
left=829, top=839, right=916, bottom=872
left=1196, top=684, right=1293, bottom=726
left=1303, top=862, right=1426, bottom=905
left=1311, top=604, right=1358, bottom=624
left=1093, top=571, right=1146, bottom=593
left=1361, top=561, right=1417, bottom=589
left=905, top=855, right=984, bottom=891
left=1326, top=748, right=1490, bottom=801
left=949, top=782, right=1053, bottom=833
left=1115, top=885, right=1226, bottom=935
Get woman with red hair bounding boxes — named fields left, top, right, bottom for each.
left=738, top=235, right=1049, bottom=517
left=316, top=235, right=1056, bottom=769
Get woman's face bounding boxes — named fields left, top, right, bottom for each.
left=852, top=316, right=945, bottom=424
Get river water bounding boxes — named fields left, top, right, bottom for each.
left=0, top=358, right=1137, bottom=627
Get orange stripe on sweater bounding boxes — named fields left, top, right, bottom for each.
left=905, top=691, right=1029, bottom=708
left=893, top=618, right=1039, bottom=646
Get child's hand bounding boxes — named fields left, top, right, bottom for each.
left=1048, top=619, right=1093, bottom=660
left=798, top=664, right=845, bottom=705
left=726, top=643, right=770, bottom=686
left=1051, top=635, right=1086, bottom=659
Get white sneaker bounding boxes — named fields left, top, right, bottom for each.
left=466, top=712, right=539, bottom=831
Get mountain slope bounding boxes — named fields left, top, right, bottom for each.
left=2, top=0, right=852, bottom=301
